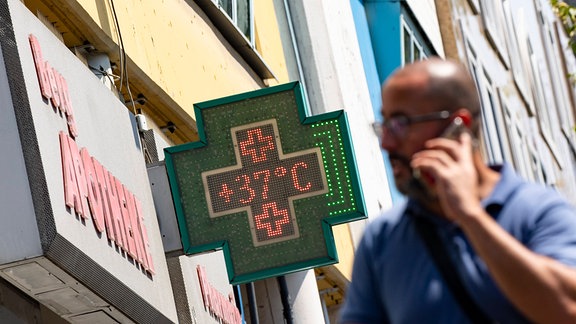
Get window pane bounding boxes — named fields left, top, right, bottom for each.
left=486, top=88, right=505, bottom=162
left=403, top=26, right=411, bottom=64
left=218, top=0, right=232, bottom=17
left=236, top=0, right=251, bottom=40
left=413, top=43, right=421, bottom=61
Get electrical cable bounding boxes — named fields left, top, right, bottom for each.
left=109, top=0, right=124, bottom=93
left=88, top=64, right=120, bottom=89
left=109, top=0, right=137, bottom=116
left=108, top=0, right=154, bottom=164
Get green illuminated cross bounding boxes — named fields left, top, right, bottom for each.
left=165, top=82, right=366, bottom=284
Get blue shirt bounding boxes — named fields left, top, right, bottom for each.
left=340, top=164, right=576, bottom=323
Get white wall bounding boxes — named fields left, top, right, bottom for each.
left=0, top=37, right=43, bottom=264
left=288, top=0, right=393, bottom=247
left=407, top=0, right=446, bottom=57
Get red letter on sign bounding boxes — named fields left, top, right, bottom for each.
left=197, top=265, right=211, bottom=310
left=60, top=132, right=89, bottom=218
left=126, top=190, right=145, bottom=265
left=92, top=159, right=115, bottom=242
left=114, top=177, right=130, bottom=250
left=122, top=188, right=138, bottom=260
left=56, top=74, right=79, bottom=138
left=104, top=172, right=125, bottom=248
left=47, top=65, right=62, bottom=109
left=67, top=136, right=89, bottom=219
left=134, top=198, right=154, bottom=274
left=81, top=148, right=105, bottom=233
left=60, top=132, right=81, bottom=214
left=28, top=35, right=51, bottom=100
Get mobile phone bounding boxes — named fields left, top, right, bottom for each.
left=440, top=116, right=466, bottom=140
left=412, top=116, right=467, bottom=185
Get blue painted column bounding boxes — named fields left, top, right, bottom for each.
left=351, top=0, right=404, bottom=203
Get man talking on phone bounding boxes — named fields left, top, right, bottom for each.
left=339, top=58, right=576, bottom=323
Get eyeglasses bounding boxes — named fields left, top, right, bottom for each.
left=373, top=110, right=451, bottom=139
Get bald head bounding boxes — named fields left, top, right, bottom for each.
left=383, top=58, right=482, bottom=135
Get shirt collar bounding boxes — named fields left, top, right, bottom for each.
left=481, top=163, right=524, bottom=208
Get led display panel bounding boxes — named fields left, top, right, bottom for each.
left=165, top=82, right=366, bottom=284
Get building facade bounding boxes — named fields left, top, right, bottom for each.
left=349, top=0, right=445, bottom=204
left=0, top=0, right=393, bottom=323
left=350, top=0, right=576, bottom=206
left=438, top=0, right=576, bottom=203
left=338, top=0, right=576, bottom=320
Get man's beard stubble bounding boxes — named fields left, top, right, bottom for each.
left=388, top=153, right=439, bottom=204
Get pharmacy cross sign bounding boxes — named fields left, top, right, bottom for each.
left=164, top=82, right=366, bottom=284
left=203, top=119, right=327, bottom=246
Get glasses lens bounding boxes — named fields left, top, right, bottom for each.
left=387, top=116, right=408, bottom=138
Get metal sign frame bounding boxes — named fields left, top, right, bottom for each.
left=165, top=82, right=366, bottom=284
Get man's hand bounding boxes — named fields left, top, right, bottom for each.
left=412, top=132, right=576, bottom=323
left=411, top=132, right=483, bottom=223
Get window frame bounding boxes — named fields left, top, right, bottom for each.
left=195, top=0, right=274, bottom=79
left=465, top=39, right=509, bottom=164
left=212, top=0, right=254, bottom=44
left=467, top=0, right=481, bottom=14
left=526, top=37, right=563, bottom=169
left=399, top=8, right=433, bottom=66
left=500, top=88, right=533, bottom=179
left=502, top=1, right=533, bottom=112
left=535, top=2, right=575, bottom=149
left=479, top=0, right=510, bottom=68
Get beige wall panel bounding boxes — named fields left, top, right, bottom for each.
left=254, top=0, right=290, bottom=84
left=74, top=0, right=289, bottom=115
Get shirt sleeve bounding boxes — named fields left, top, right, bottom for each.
left=339, top=228, right=389, bottom=324
left=512, top=186, right=576, bottom=267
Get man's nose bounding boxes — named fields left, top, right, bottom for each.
left=380, top=130, right=397, bottom=152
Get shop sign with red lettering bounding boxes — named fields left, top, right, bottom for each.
left=28, top=34, right=154, bottom=275
left=197, top=265, right=242, bottom=324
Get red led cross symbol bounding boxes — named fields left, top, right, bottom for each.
left=239, top=128, right=275, bottom=163
left=202, top=119, right=328, bottom=247
left=255, top=202, right=290, bottom=237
